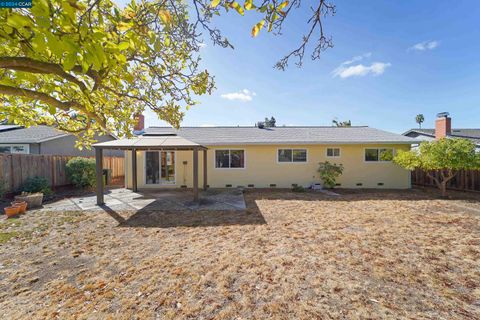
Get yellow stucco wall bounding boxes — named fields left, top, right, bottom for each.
left=125, top=144, right=411, bottom=189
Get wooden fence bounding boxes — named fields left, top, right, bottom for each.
left=412, top=168, right=480, bottom=192
left=0, top=153, right=124, bottom=193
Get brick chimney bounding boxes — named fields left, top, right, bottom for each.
left=133, top=113, right=145, bottom=132
left=435, top=112, right=451, bottom=139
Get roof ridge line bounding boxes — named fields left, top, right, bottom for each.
left=146, top=125, right=371, bottom=128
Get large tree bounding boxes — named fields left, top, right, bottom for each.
left=394, top=138, right=480, bottom=197
left=0, top=0, right=335, bottom=147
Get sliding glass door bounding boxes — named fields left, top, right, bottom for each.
left=145, top=151, right=175, bottom=185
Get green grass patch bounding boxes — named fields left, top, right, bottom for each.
left=0, top=219, right=22, bottom=229
left=0, top=232, right=19, bottom=244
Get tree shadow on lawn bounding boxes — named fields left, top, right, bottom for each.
left=99, top=196, right=266, bottom=228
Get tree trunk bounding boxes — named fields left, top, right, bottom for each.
left=438, top=170, right=457, bottom=198
left=440, top=181, right=448, bottom=198
left=427, top=170, right=456, bottom=198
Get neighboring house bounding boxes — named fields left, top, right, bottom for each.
left=0, top=125, right=121, bottom=156
left=118, top=125, right=419, bottom=189
left=403, top=113, right=480, bottom=150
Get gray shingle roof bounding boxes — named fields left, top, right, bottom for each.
left=0, top=125, right=22, bottom=132
left=94, top=136, right=203, bottom=149
left=404, top=128, right=480, bottom=146
left=0, top=125, right=69, bottom=143
left=144, top=126, right=419, bottom=145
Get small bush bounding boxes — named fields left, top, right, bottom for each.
left=292, top=185, right=306, bottom=192
left=66, top=157, right=96, bottom=188
left=20, top=176, right=52, bottom=195
left=318, top=161, right=344, bottom=188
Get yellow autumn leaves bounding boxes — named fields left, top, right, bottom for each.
left=209, top=0, right=289, bottom=38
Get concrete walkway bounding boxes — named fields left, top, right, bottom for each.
left=39, top=188, right=246, bottom=212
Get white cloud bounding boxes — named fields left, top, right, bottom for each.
left=408, top=40, right=439, bottom=51
left=341, top=52, right=372, bottom=66
left=220, top=89, right=256, bottom=102
left=332, top=62, right=391, bottom=78
left=332, top=53, right=390, bottom=78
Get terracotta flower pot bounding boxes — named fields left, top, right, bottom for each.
left=11, top=201, right=27, bottom=214
left=4, top=206, right=20, bottom=218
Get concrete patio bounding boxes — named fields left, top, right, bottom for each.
left=38, top=188, right=247, bottom=213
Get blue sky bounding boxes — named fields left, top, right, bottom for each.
left=120, top=1, right=480, bottom=133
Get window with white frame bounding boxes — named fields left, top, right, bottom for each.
left=0, top=144, right=29, bottom=154
left=278, top=149, right=307, bottom=163
left=365, top=148, right=394, bottom=162
left=326, top=147, right=340, bottom=157
left=215, top=149, right=245, bottom=168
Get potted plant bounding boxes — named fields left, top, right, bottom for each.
left=4, top=206, right=20, bottom=218
left=11, top=200, right=27, bottom=214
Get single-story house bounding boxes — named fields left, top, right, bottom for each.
left=403, top=112, right=480, bottom=150
left=94, top=125, right=419, bottom=194
left=0, top=125, right=122, bottom=156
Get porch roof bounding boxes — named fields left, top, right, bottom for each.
left=93, top=136, right=206, bottom=150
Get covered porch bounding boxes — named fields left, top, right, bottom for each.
left=93, top=136, right=208, bottom=205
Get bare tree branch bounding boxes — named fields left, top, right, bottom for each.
left=274, top=0, right=335, bottom=70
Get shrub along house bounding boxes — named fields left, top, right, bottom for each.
left=93, top=124, right=419, bottom=203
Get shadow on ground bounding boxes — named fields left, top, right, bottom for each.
left=100, top=199, right=266, bottom=228
left=98, top=188, right=266, bottom=228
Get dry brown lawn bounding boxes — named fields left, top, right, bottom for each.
left=0, top=189, right=479, bottom=319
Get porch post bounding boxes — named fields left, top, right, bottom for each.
left=132, top=148, right=138, bottom=192
left=95, top=147, right=104, bottom=205
left=203, top=149, right=208, bottom=190
left=193, top=147, right=199, bottom=202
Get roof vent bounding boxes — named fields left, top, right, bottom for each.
left=142, top=133, right=177, bottom=136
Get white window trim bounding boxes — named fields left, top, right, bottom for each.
left=143, top=150, right=177, bottom=185
left=326, top=147, right=341, bottom=158
left=214, top=149, right=246, bottom=169
left=276, top=148, right=308, bottom=164
left=0, top=144, right=30, bottom=154
left=363, top=147, right=395, bottom=163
